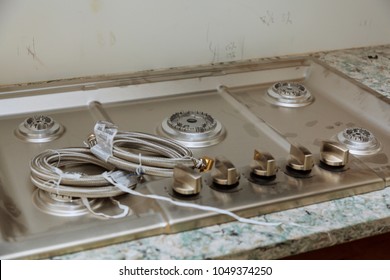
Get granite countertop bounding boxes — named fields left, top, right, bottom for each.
left=55, top=45, right=390, bottom=260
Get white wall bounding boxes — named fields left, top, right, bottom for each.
left=1, top=0, right=390, bottom=85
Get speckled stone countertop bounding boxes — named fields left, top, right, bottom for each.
left=55, top=45, right=390, bottom=260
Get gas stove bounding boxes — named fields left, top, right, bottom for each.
left=0, top=57, right=388, bottom=259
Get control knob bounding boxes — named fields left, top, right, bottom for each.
left=212, top=156, right=240, bottom=187
left=320, top=141, right=349, bottom=168
left=287, top=144, right=314, bottom=173
left=251, top=150, right=277, bottom=178
left=172, top=164, right=202, bottom=196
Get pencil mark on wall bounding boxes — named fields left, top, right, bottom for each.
left=259, top=10, right=293, bottom=26
left=225, top=42, right=237, bottom=59
left=97, top=31, right=117, bottom=47
left=241, top=37, right=245, bottom=60
left=205, top=24, right=245, bottom=63
left=209, top=41, right=218, bottom=63
left=282, top=11, right=293, bottom=24
left=206, top=24, right=217, bottom=63
left=97, top=32, right=105, bottom=47
left=26, top=37, right=45, bottom=67
left=359, top=18, right=372, bottom=28
left=259, top=10, right=275, bottom=26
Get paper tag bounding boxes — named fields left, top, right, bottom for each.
left=104, top=170, right=138, bottom=189
left=90, top=121, right=118, bottom=162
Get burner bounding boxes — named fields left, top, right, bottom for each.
left=336, top=127, right=381, bottom=155
left=157, top=111, right=226, bottom=148
left=15, top=115, right=64, bottom=143
left=266, top=82, right=314, bottom=107
left=32, top=189, right=104, bottom=217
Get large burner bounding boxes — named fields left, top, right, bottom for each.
left=157, top=110, right=226, bottom=148
left=15, top=115, right=64, bottom=143
left=266, top=82, right=314, bottom=107
left=336, top=127, right=381, bottom=155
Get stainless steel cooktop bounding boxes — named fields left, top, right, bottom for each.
left=0, top=58, right=388, bottom=259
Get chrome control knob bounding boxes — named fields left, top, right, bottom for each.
left=320, top=141, right=349, bottom=167
left=212, top=156, right=240, bottom=186
left=252, top=150, right=277, bottom=177
left=172, top=164, right=202, bottom=195
left=287, top=144, right=314, bottom=172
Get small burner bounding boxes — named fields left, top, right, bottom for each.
left=266, top=82, right=314, bottom=107
left=336, top=127, right=381, bottom=155
left=32, top=189, right=104, bottom=217
left=15, top=115, right=64, bottom=143
left=167, top=111, right=217, bottom=133
left=157, top=111, right=226, bottom=148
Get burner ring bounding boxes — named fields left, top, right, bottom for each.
left=32, top=189, right=105, bottom=217
left=167, top=111, right=217, bottom=133
left=15, top=115, right=65, bottom=143
left=157, top=111, right=226, bottom=148
left=336, top=127, right=381, bottom=155
left=266, top=82, right=314, bottom=107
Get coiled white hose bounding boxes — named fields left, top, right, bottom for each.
left=29, top=123, right=204, bottom=219
left=30, top=147, right=136, bottom=198
left=30, top=129, right=201, bottom=198
left=89, top=130, right=203, bottom=177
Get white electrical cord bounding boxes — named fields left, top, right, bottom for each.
left=104, top=171, right=284, bottom=227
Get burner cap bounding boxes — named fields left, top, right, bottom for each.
left=157, top=111, right=226, bottom=148
left=15, top=115, right=64, bottom=143
left=32, top=189, right=104, bottom=217
left=266, top=82, right=314, bottom=107
left=167, top=111, right=217, bottom=133
left=336, top=127, right=381, bottom=155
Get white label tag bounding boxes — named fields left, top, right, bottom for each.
left=90, top=121, right=118, bottom=162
